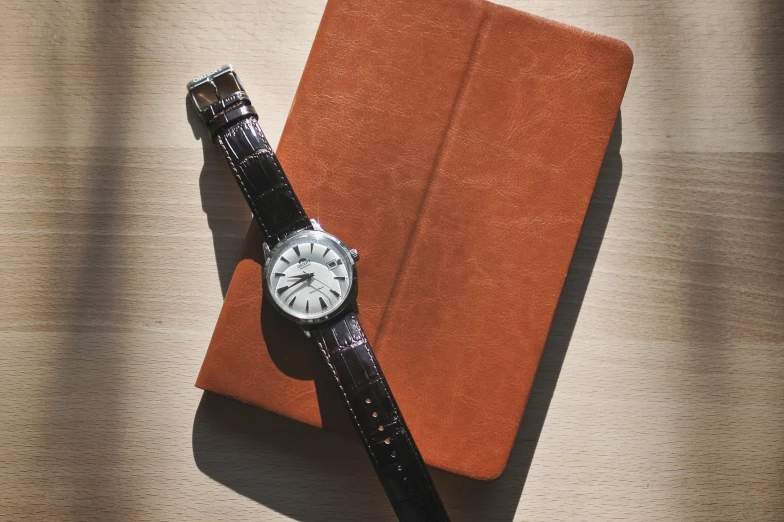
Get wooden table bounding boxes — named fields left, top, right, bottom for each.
left=1, top=0, right=782, bottom=520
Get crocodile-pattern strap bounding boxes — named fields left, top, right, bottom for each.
left=214, top=113, right=312, bottom=246
left=190, top=69, right=448, bottom=520
left=311, top=311, right=450, bottom=522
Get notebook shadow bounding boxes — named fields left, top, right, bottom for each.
left=191, top=113, right=624, bottom=521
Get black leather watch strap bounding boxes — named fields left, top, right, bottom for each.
left=188, top=67, right=449, bottom=521
left=311, top=311, right=450, bottom=522
left=188, top=67, right=311, bottom=247
left=214, top=115, right=312, bottom=246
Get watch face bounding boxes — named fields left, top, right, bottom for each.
left=264, top=230, right=356, bottom=323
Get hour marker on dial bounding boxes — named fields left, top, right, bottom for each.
left=288, top=296, right=296, bottom=307
left=319, top=297, right=328, bottom=310
left=293, top=245, right=300, bottom=256
left=277, top=285, right=290, bottom=294
left=334, top=275, right=346, bottom=280
left=274, top=272, right=286, bottom=277
left=323, top=247, right=331, bottom=257
left=330, top=289, right=340, bottom=298
left=305, top=301, right=310, bottom=313
left=281, top=256, right=290, bottom=264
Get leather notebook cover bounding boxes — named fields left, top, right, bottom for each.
left=196, top=0, right=633, bottom=480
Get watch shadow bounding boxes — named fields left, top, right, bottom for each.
left=221, top=221, right=370, bottom=442
left=187, top=97, right=251, bottom=298
left=191, top=113, right=624, bottom=521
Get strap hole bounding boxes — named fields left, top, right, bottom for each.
left=372, top=412, right=378, bottom=418
left=378, top=425, right=384, bottom=432
left=384, top=438, right=391, bottom=444
left=365, top=398, right=372, bottom=404
left=391, top=451, right=396, bottom=458
left=397, top=465, right=403, bottom=471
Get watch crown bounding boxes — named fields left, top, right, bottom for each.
left=349, top=248, right=360, bottom=262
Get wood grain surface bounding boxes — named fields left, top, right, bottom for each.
left=1, top=0, right=782, bottom=520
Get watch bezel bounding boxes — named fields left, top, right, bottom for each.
left=262, top=229, right=358, bottom=326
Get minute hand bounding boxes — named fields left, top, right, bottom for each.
left=276, top=272, right=314, bottom=293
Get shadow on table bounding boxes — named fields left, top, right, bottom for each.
left=186, top=97, right=251, bottom=298
left=192, top=113, right=624, bottom=521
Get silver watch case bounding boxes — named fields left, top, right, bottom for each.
left=262, top=224, right=358, bottom=326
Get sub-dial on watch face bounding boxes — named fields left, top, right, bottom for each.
left=267, top=235, right=353, bottom=321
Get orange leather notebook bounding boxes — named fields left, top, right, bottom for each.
left=196, top=0, right=633, bottom=480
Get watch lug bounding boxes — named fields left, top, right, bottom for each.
left=310, top=219, right=324, bottom=232
left=301, top=327, right=312, bottom=339
left=349, top=248, right=360, bottom=262
left=262, top=242, right=271, bottom=263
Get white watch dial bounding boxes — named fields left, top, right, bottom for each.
left=266, top=233, right=353, bottom=321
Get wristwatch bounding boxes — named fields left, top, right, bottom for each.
left=187, top=65, right=450, bottom=522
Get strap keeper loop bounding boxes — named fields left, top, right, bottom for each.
left=208, top=104, right=258, bottom=139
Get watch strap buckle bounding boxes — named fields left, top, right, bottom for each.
left=187, top=64, right=257, bottom=135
